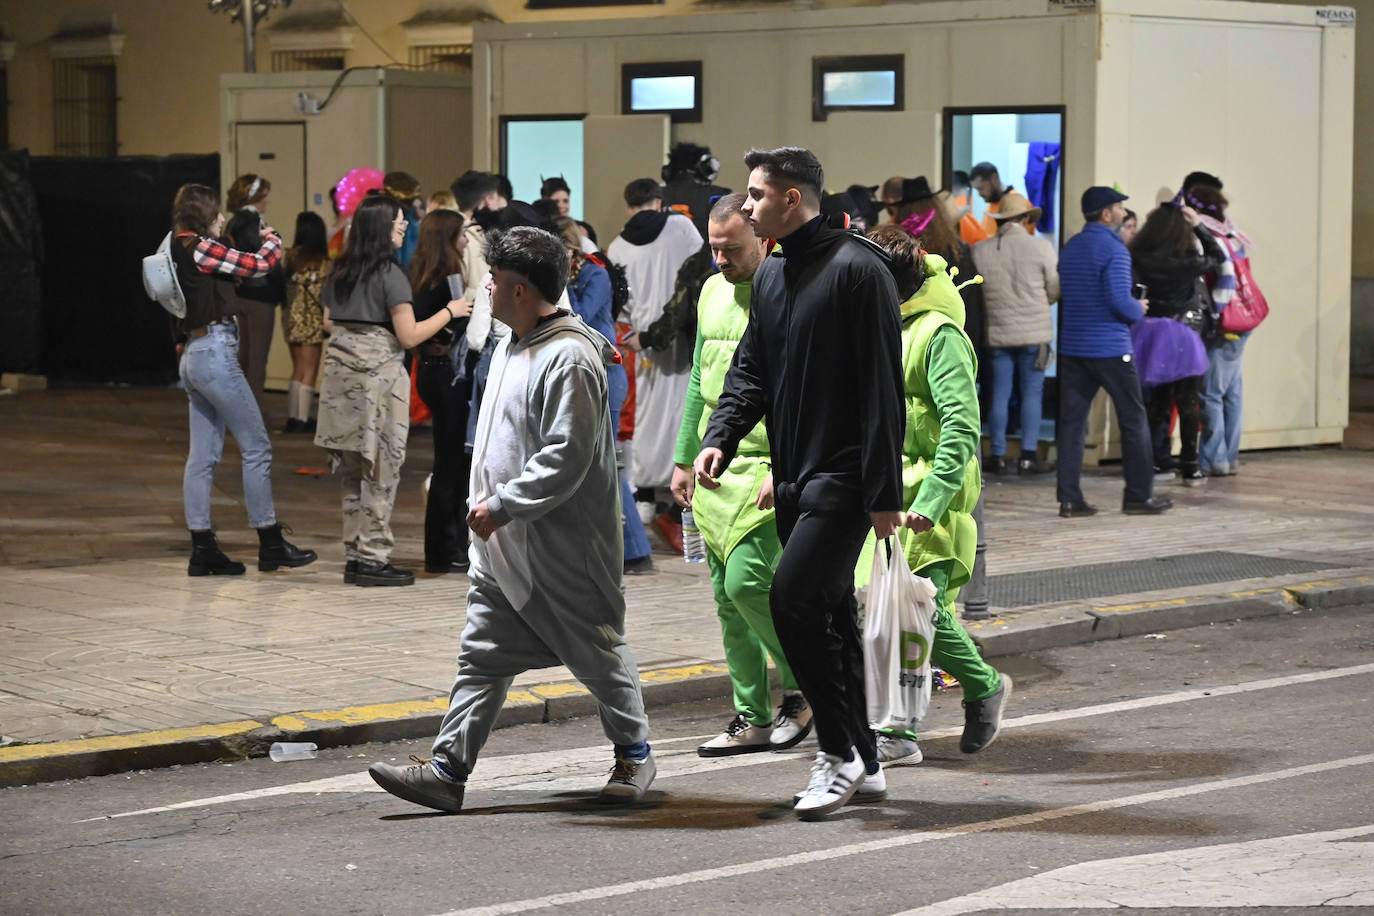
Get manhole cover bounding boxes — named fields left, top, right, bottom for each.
left=988, top=551, right=1337, bottom=609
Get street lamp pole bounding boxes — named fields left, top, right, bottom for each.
left=240, top=0, right=256, bottom=73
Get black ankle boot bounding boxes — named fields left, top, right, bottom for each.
left=257, top=523, right=318, bottom=571
left=188, top=530, right=246, bottom=577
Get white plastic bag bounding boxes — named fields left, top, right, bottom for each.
left=863, top=537, right=939, bottom=732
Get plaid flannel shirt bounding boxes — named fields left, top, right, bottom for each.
left=177, top=231, right=282, bottom=278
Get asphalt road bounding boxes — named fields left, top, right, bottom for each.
left=4, top=605, right=1373, bottom=916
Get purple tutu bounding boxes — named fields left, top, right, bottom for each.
left=1131, top=317, right=1207, bottom=388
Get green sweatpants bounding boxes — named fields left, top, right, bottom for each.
left=881, top=559, right=1001, bottom=740
left=707, top=520, right=798, bottom=726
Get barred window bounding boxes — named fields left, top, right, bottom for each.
left=53, top=56, right=117, bottom=156
left=409, top=43, right=472, bottom=72
left=271, top=49, right=346, bottom=72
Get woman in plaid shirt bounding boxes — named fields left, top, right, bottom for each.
left=170, top=183, right=317, bottom=577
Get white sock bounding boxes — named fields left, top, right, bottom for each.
left=289, top=381, right=312, bottom=421
left=299, top=383, right=315, bottom=421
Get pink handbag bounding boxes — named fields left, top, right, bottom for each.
left=1218, top=236, right=1269, bottom=334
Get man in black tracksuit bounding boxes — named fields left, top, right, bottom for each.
left=695, top=147, right=906, bottom=820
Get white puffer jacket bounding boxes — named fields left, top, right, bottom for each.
left=972, top=222, right=1059, bottom=348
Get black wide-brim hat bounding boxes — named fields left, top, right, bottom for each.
left=899, top=176, right=936, bottom=205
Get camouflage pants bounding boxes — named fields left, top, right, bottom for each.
left=338, top=448, right=398, bottom=564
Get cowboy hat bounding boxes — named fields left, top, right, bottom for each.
left=142, top=232, right=187, bottom=318
left=991, top=191, right=1043, bottom=224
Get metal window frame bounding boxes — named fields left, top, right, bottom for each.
left=620, top=60, right=702, bottom=124
left=811, top=54, right=903, bottom=122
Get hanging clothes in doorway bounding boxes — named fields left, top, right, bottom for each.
left=1024, top=142, right=1061, bottom=235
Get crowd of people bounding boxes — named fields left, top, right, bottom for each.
left=160, top=140, right=1260, bottom=821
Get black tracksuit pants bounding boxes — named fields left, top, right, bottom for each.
left=770, top=501, right=877, bottom=767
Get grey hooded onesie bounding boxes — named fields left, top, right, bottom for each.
left=431, top=311, right=651, bottom=779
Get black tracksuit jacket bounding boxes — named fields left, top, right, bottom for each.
left=703, top=216, right=905, bottom=515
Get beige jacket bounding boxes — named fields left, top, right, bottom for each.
left=972, top=221, right=1059, bottom=348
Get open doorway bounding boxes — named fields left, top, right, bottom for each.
left=944, top=106, right=1065, bottom=460
left=500, top=115, right=585, bottom=220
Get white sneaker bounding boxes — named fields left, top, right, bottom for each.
left=769, top=692, right=814, bottom=750
left=635, top=500, right=657, bottom=525
left=855, top=762, right=887, bottom=801
left=794, top=750, right=866, bottom=820
left=697, top=714, right=773, bottom=757
left=876, top=733, right=924, bottom=766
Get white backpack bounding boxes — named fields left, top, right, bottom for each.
left=142, top=232, right=187, bottom=318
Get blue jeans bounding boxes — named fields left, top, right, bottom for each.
left=609, top=363, right=651, bottom=563
left=180, top=323, right=276, bottom=530
left=1199, top=335, right=1247, bottom=474
left=988, top=345, right=1045, bottom=457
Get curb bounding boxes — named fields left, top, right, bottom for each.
left=970, top=574, right=1374, bottom=658
left=3, top=574, right=1370, bottom=788
left=0, top=664, right=733, bottom=789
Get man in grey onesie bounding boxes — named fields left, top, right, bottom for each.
left=369, top=226, right=655, bottom=813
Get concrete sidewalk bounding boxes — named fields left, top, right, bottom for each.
left=2, top=386, right=1372, bottom=786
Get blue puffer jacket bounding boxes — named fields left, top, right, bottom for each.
left=1057, top=222, right=1144, bottom=358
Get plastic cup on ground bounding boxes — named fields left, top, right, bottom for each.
left=269, top=742, right=318, bottom=762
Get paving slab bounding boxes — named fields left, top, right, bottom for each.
left=1, top=385, right=1371, bottom=785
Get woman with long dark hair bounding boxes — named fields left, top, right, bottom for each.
left=281, top=211, right=330, bottom=432
left=1129, top=202, right=1226, bottom=485
left=316, top=195, right=459, bottom=587
left=169, top=183, right=316, bottom=576
left=409, top=209, right=475, bottom=575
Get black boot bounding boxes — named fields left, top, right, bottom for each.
left=188, top=530, right=246, bottom=577
left=257, top=523, right=318, bottom=571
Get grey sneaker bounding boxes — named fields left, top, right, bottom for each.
left=961, top=673, right=1014, bottom=753
left=698, top=714, right=772, bottom=757
left=794, top=750, right=865, bottom=820
left=601, top=752, right=656, bottom=802
left=769, top=692, right=814, bottom=750
left=876, top=733, right=924, bottom=766
left=368, top=756, right=465, bottom=813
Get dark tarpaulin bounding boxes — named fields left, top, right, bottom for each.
left=29, top=153, right=219, bottom=384
left=0, top=150, right=45, bottom=374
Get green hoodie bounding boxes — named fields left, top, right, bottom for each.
left=856, top=253, right=982, bottom=589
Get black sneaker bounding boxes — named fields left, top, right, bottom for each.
left=961, top=673, right=1013, bottom=753
left=1058, top=501, right=1098, bottom=518
left=623, top=555, right=655, bottom=576
left=1180, top=467, right=1208, bottom=487
left=368, top=756, right=465, bottom=813
left=425, top=558, right=470, bottom=575
left=356, top=561, right=415, bottom=587
left=987, top=455, right=1009, bottom=475
left=1123, top=497, right=1173, bottom=515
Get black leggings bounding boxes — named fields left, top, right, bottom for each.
left=1145, top=375, right=1203, bottom=470
left=416, top=355, right=472, bottom=567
